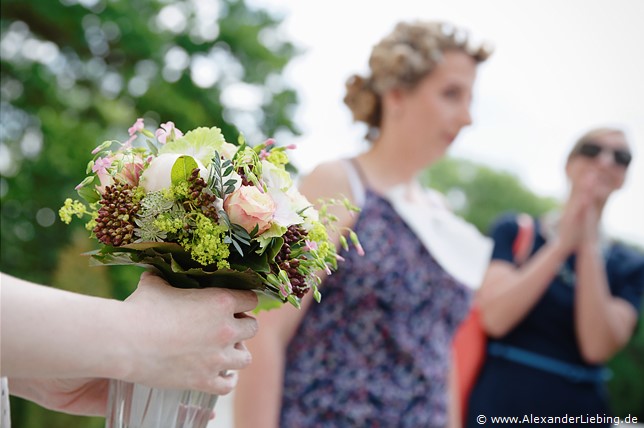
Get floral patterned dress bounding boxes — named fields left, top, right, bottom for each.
left=280, top=180, right=472, bottom=428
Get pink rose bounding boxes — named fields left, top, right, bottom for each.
left=224, top=186, right=276, bottom=234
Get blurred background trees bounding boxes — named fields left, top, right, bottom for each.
left=1, top=0, right=641, bottom=425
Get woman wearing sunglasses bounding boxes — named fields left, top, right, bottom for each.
left=466, top=127, right=643, bottom=427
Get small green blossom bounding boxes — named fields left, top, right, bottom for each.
left=181, top=213, right=230, bottom=268
left=59, top=198, right=88, bottom=224
left=266, top=150, right=289, bottom=168
left=85, top=210, right=98, bottom=232
left=170, top=181, right=191, bottom=200
left=307, top=221, right=329, bottom=243
left=154, top=214, right=184, bottom=235
left=316, top=240, right=334, bottom=260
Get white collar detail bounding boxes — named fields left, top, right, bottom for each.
left=384, top=183, right=492, bottom=289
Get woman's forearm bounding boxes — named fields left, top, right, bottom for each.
left=478, top=240, right=571, bottom=337
left=1, top=274, right=135, bottom=380
left=574, top=243, right=636, bottom=363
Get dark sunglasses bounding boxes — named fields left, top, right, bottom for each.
left=576, top=142, right=632, bottom=167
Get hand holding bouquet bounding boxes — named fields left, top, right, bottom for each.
left=60, top=119, right=361, bottom=310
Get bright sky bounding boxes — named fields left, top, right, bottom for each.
left=246, top=0, right=644, bottom=245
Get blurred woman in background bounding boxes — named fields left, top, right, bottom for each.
left=235, top=20, right=493, bottom=428
left=467, top=128, right=644, bottom=427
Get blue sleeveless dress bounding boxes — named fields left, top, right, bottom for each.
left=280, top=186, right=472, bottom=427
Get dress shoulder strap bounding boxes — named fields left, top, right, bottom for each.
left=341, top=158, right=367, bottom=208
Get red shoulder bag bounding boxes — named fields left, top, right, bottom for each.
left=452, top=213, right=534, bottom=424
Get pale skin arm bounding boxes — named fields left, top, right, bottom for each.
left=573, top=206, right=637, bottom=364
left=476, top=240, right=572, bottom=338
left=234, top=161, right=356, bottom=428
left=476, top=189, right=585, bottom=338
left=1, top=271, right=258, bottom=415
left=447, top=360, right=461, bottom=428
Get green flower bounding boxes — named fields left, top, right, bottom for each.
left=266, top=150, right=289, bottom=168
left=307, top=221, right=329, bottom=243
left=59, top=198, right=88, bottom=224
left=160, top=126, right=227, bottom=166
left=181, top=213, right=230, bottom=268
left=140, top=191, right=175, bottom=217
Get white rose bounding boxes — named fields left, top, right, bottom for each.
left=220, top=142, right=239, bottom=160
left=140, top=153, right=208, bottom=192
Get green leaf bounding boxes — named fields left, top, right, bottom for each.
left=254, top=291, right=285, bottom=312
left=146, top=138, right=159, bottom=156
left=231, top=252, right=270, bottom=273
left=265, top=237, right=284, bottom=261
left=231, top=239, right=244, bottom=257
left=287, top=294, right=301, bottom=309
left=77, top=176, right=101, bottom=203
left=171, top=155, right=198, bottom=185
left=121, top=242, right=185, bottom=252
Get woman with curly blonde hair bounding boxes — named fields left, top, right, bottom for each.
left=235, top=20, right=493, bottom=427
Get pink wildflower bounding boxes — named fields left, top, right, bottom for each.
left=355, top=242, right=365, bottom=257
left=128, top=118, right=145, bottom=136
left=92, top=157, right=113, bottom=175
left=279, top=282, right=292, bottom=298
left=304, top=239, right=318, bottom=252
left=124, top=118, right=145, bottom=147
left=155, top=121, right=184, bottom=144
left=350, top=231, right=365, bottom=256
left=259, top=149, right=269, bottom=160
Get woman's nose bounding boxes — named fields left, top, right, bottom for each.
left=596, top=150, right=616, bottom=167
left=459, top=104, right=473, bottom=127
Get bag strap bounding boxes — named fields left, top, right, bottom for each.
left=512, top=213, right=535, bottom=266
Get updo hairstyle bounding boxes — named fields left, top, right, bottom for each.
left=344, top=21, right=492, bottom=134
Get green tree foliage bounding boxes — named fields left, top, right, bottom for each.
left=420, top=157, right=559, bottom=233
left=1, top=0, right=298, bottom=425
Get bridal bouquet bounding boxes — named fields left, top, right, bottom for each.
left=60, top=119, right=360, bottom=310
left=60, top=119, right=361, bottom=428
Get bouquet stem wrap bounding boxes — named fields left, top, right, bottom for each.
left=106, top=379, right=217, bottom=428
